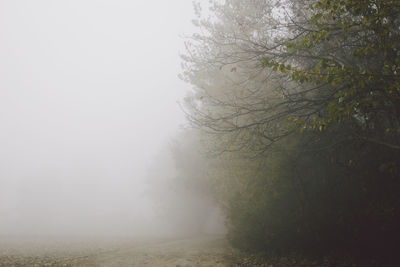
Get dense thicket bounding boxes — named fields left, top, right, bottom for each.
left=181, top=0, right=400, bottom=263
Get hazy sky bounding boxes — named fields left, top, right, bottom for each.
left=0, top=0, right=195, bottom=236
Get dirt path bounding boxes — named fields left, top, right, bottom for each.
left=0, top=236, right=239, bottom=266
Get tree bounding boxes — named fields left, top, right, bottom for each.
left=263, top=0, right=400, bottom=149
left=145, top=129, right=222, bottom=236
left=181, top=0, right=311, bottom=155
left=181, top=0, right=400, bottom=263
left=182, top=0, right=400, bottom=153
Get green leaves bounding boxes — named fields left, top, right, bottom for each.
left=182, top=0, right=400, bottom=261
left=310, top=13, right=323, bottom=24
left=260, top=0, right=400, bottom=133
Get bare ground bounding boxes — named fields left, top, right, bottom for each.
left=0, top=235, right=241, bottom=267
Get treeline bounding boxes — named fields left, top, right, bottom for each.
left=146, top=130, right=226, bottom=236
left=178, top=0, right=400, bottom=264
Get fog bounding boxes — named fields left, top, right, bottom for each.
left=0, top=0, right=223, bottom=237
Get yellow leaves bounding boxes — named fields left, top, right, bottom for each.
left=379, top=161, right=398, bottom=173
left=330, top=76, right=342, bottom=86
left=361, top=16, right=368, bottom=26
left=320, top=29, right=329, bottom=39
left=279, top=64, right=287, bottom=74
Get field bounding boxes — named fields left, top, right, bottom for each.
left=0, top=235, right=239, bottom=267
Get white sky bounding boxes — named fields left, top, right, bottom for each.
left=0, top=0, right=195, bottom=236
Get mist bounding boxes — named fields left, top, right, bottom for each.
left=0, top=0, right=223, bottom=238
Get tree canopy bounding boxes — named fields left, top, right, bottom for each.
left=180, top=0, right=400, bottom=264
